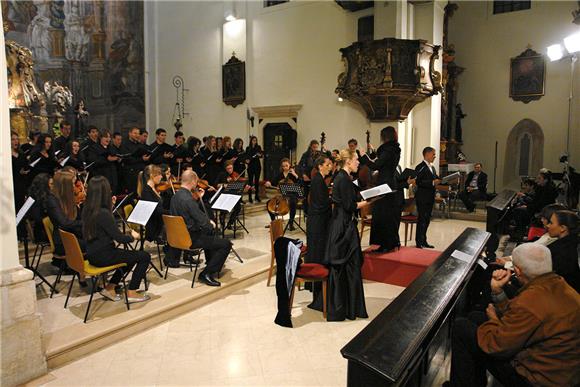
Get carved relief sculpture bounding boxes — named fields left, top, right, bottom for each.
left=27, top=0, right=51, bottom=62
left=335, top=38, right=442, bottom=121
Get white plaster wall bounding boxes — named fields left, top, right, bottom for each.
left=147, top=0, right=384, bottom=153
left=449, top=1, right=580, bottom=191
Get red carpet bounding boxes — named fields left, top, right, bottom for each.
left=362, top=246, right=441, bottom=287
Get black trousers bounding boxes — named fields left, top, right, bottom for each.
left=89, top=248, right=151, bottom=290
left=192, top=235, right=231, bottom=275
left=459, top=190, right=487, bottom=211
left=248, top=168, right=261, bottom=199
left=450, top=312, right=532, bottom=387
left=415, top=200, right=433, bottom=246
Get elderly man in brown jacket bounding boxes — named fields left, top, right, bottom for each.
left=448, top=243, right=580, bottom=387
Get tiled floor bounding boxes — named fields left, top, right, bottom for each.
left=29, top=211, right=485, bottom=387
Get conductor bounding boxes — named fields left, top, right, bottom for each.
left=414, top=147, right=440, bottom=249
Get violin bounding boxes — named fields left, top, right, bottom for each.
left=74, top=179, right=86, bottom=205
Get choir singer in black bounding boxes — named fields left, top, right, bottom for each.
left=325, top=149, right=369, bottom=321
left=414, top=147, right=441, bottom=248
left=364, top=126, right=401, bottom=252
left=169, top=170, right=232, bottom=286
left=306, top=155, right=333, bottom=311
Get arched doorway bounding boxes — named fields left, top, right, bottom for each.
left=503, top=119, right=544, bottom=187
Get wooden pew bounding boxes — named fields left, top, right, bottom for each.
left=341, top=227, right=490, bottom=387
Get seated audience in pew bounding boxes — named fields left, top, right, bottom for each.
left=458, top=162, right=488, bottom=212
left=546, top=210, right=580, bottom=293
left=448, top=243, right=580, bottom=387
left=82, top=176, right=151, bottom=303
left=169, top=170, right=231, bottom=286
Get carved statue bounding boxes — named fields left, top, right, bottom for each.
left=5, top=40, right=45, bottom=108
left=64, top=0, right=89, bottom=62
left=44, top=81, right=72, bottom=117
left=27, top=0, right=51, bottom=62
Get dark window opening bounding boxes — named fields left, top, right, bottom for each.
left=358, top=15, right=374, bottom=42
left=493, top=1, right=531, bottom=14
left=264, top=0, right=289, bottom=8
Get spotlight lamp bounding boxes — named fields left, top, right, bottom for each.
left=547, top=31, right=580, bottom=61
left=547, top=44, right=563, bottom=61
left=563, top=31, right=580, bottom=54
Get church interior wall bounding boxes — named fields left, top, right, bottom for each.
left=146, top=1, right=395, bottom=155
left=448, top=1, right=580, bottom=191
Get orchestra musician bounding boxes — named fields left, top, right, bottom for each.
left=325, top=149, right=369, bottom=321
left=306, top=155, right=334, bottom=311
left=220, top=136, right=237, bottom=166
left=246, top=135, right=263, bottom=203
left=265, top=158, right=299, bottom=231
left=169, top=170, right=232, bottom=286
left=414, top=146, right=440, bottom=249
left=82, top=176, right=151, bottom=303
left=137, top=165, right=170, bottom=245
left=215, top=160, right=247, bottom=230
left=363, top=126, right=402, bottom=253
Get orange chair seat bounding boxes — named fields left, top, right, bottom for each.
left=401, top=215, right=418, bottom=221
left=297, top=263, right=329, bottom=279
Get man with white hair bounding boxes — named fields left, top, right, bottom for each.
left=447, top=243, right=580, bottom=387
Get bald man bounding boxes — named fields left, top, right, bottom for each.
left=169, top=170, right=231, bottom=286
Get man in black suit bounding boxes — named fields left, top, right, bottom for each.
left=53, top=121, right=73, bottom=155
left=414, top=147, right=440, bottom=248
left=169, top=170, right=231, bottom=286
left=459, top=162, right=488, bottom=212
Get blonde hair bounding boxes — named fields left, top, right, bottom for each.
left=52, top=170, right=77, bottom=220
left=336, top=149, right=357, bottom=168
left=137, top=164, right=162, bottom=197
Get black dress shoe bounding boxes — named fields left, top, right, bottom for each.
left=415, top=243, right=424, bottom=249
left=423, top=243, right=435, bottom=249
left=199, top=272, right=221, bottom=287
left=163, top=258, right=180, bottom=268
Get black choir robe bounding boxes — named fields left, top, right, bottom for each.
left=324, top=169, right=368, bottom=321
left=367, top=141, right=401, bottom=250
left=87, top=143, right=118, bottom=194
left=306, top=172, right=331, bottom=311
left=12, top=152, right=30, bottom=212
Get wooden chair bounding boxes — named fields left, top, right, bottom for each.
left=59, top=230, right=129, bottom=323
left=401, top=200, right=418, bottom=246
left=267, top=219, right=285, bottom=287
left=41, top=217, right=66, bottom=298
left=162, top=215, right=203, bottom=288
left=289, top=263, right=329, bottom=318
left=359, top=201, right=373, bottom=240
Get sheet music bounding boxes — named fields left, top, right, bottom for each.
left=209, top=185, right=223, bottom=205
left=211, top=193, right=241, bottom=212
left=360, top=183, right=392, bottom=200
left=126, top=200, right=158, bottom=226
left=59, top=156, right=70, bottom=167
left=29, top=157, right=41, bottom=168
left=353, top=179, right=359, bottom=187
left=16, top=197, right=35, bottom=226
left=84, top=161, right=95, bottom=170
left=441, top=172, right=461, bottom=184
left=55, top=150, right=61, bottom=156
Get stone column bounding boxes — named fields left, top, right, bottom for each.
left=0, top=12, right=47, bottom=387
left=409, top=1, right=444, bottom=170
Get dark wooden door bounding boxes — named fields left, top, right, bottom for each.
left=263, top=123, right=293, bottom=182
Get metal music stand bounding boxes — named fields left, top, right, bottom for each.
left=223, top=181, right=249, bottom=236
left=16, top=205, right=57, bottom=293
left=279, top=183, right=306, bottom=234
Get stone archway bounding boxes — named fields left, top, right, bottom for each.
left=503, top=119, right=544, bottom=187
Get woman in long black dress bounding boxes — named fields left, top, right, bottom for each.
left=365, top=126, right=401, bottom=252
left=246, top=136, right=263, bottom=203
left=325, top=149, right=369, bottom=321
left=306, top=155, right=334, bottom=311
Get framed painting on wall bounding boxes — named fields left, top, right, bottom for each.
left=509, top=47, right=545, bottom=103
left=222, top=54, right=246, bottom=108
